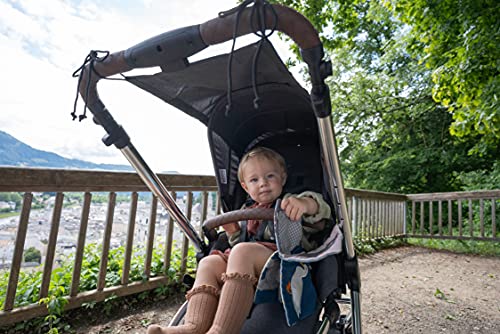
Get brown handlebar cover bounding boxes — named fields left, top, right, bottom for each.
left=78, top=4, right=320, bottom=109
left=203, top=207, right=274, bottom=231
left=200, top=4, right=321, bottom=49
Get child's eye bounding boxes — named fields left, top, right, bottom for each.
left=267, top=174, right=276, bottom=179
left=249, top=178, right=258, bottom=183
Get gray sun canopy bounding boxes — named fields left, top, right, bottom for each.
left=126, top=40, right=324, bottom=212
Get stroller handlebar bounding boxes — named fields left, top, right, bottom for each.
left=202, top=207, right=274, bottom=232
left=200, top=4, right=321, bottom=49
left=77, top=3, right=324, bottom=123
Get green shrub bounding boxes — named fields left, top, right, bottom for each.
left=0, top=242, right=196, bottom=333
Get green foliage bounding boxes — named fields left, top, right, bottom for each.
left=24, top=247, right=42, bottom=264
left=407, top=238, right=500, bottom=257
left=455, top=161, right=500, bottom=191
left=0, top=192, right=22, bottom=208
left=272, top=0, right=499, bottom=193
left=388, top=0, right=500, bottom=153
left=0, top=242, right=195, bottom=333
left=354, top=237, right=407, bottom=255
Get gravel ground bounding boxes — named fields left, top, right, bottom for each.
left=71, top=246, right=500, bottom=334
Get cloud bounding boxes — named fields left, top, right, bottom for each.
left=0, top=0, right=302, bottom=176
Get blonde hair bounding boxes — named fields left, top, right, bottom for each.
left=238, top=147, right=287, bottom=182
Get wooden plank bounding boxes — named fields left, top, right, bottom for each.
left=0, top=167, right=217, bottom=192
left=70, top=192, right=91, bottom=297
left=383, top=201, right=388, bottom=237
left=384, top=202, right=397, bottom=236
left=180, top=192, right=193, bottom=275
left=344, top=188, right=407, bottom=201
left=366, top=199, right=371, bottom=239
left=200, top=191, right=209, bottom=238
left=411, top=201, right=416, bottom=235
left=97, top=192, right=116, bottom=291
left=216, top=194, right=221, bottom=215
left=4, top=193, right=33, bottom=311
left=164, top=192, right=176, bottom=272
left=458, top=199, right=463, bottom=236
left=480, top=199, right=484, bottom=237
left=438, top=200, right=443, bottom=236
left=375, top=200, right=382, bottom=238
left=144, top=196, right=158, bottom=278
left=407, top=190, right=500, bottom=201
left=401, top=202, right=406, bottom=234
left=122, top=192, right=138, bottom=285
left=370, top=200, right=375, bottom=239
left=347, top=197, right=352, bottom=233
left=469, top=199, right=473, bottom=237
left=420, top=202, right=424, bottom=235
left=392, top=202, right=396, bottom=236
left=360, top=197, right=365, bottom=238
left=39, top=193, right=64, bottom=299
left=448, top=200, right=452, bottom=236
left=377, top=200, right=382, bottom=238
left=356, top=197, right=361, bottom=238
left=429, top=201, right=433, bottom=236
left=357, top=197, right=363, bottom=238
left=0, top=276, right=170, bottom=326
left=492, top=199, right=497, bottom=238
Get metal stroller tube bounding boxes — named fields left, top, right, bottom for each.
left=317, top=118, right=355, bottom=260
left=75, top=3, right=329, bottom=254
left=121, top=145, right=206, bottom=253
left=75, top=4, right=362, bottom=332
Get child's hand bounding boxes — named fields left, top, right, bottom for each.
left=280, top=196, right=319, bottom=221
left=223, top=222, right=240, bottom=235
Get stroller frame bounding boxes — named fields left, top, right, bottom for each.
left=77, top=2, right=361, bottom=333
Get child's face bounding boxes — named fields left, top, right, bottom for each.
left=240, top=156, right=286, bottom=204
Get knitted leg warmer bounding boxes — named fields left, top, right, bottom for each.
left=147, top=285, right=220, bottom=334
left=206, top=272, right=258, bottom=334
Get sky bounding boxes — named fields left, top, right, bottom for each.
left=0, top=0, right=300, bottom=175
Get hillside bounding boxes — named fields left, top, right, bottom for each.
left=0, top=130, right=132, bottom=171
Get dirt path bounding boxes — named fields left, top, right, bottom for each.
left=72, top=246, right=500, bottom=334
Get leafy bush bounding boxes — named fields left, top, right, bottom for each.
left=24, top=247, right=42, bottom=264
left=0, top=242, right=196, bottom=333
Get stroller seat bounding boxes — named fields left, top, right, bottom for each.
left=75, top=2, right=362, bottom=332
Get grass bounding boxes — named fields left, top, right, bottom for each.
left=354, top=237, right=408, bottom=255
left=406, top=237, right=500, bottom=257
left=0, top=211, right=19, bottom=219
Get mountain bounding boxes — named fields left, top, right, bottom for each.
left=0, top=130, right=132, bottom=171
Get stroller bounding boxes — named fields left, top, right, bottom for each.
left=74, top=1, right=362, bottom=333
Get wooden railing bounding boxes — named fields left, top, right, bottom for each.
left=407, top=190, right=500, bottom=241
left=346, top=189, right=408, bottom=240
left=0, top=167, right=219, bottom=326
left=0, top=167, right=498, bottom=327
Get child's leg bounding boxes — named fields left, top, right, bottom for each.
left=207, top=243, right=274, bottom=334
left=147, top=254, right=226, bottom=334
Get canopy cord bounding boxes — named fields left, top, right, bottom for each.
left=250, top=2, right=277, bottom=109
left=220, top=0, right=277, bottom=116
left=71, top=50, right=126, bottom=122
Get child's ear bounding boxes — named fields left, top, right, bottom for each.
left=241, top=181, right=248, bottom=192
left=281, top=173, right=287, bottom=186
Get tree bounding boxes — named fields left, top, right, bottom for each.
left=388, top=0, right=500, bottom=154
left=24, top=247, right=41, bottom=264
left=272, top=0, right=498, bottom=192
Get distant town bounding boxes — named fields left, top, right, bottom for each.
left=0, top=193, right=217, bottom=270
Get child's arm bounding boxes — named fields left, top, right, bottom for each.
left=280, top=196, right=319, bottom=221
left=281, top=191, right=331, bottom=222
